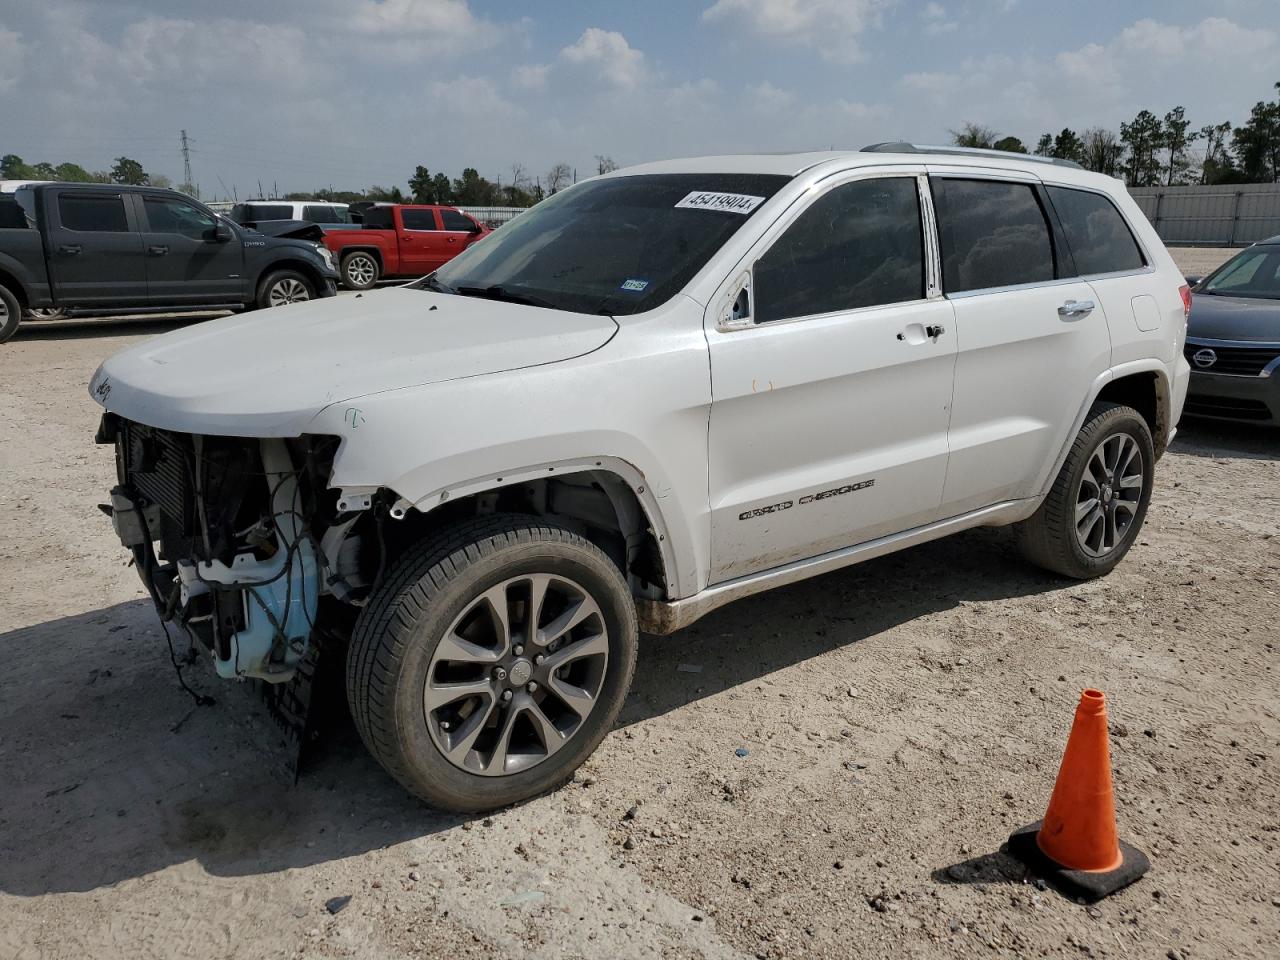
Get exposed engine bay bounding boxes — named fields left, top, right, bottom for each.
left=96, top=415, right=373, bottom=684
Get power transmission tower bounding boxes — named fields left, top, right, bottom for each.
left=179, top=129, right=193, bottom=189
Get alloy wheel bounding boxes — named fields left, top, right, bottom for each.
left=346, top=255, right=377, bottom=287
left=424, top=573, right=609, bottom=777
left=1074, top=432, right=1144, bottom=558
left=268, top=278, right=311, bottom=306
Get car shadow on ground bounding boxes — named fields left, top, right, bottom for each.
left=1171, top=417, right=1278, bottom=461
left=10, top=313, right=227, bottom=342
left=0, top=527, right=1068, bottom=897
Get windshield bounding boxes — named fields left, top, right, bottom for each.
left=1200, top=246, right=1280, bottom=300
left=421, top=173, right=791, bottom=315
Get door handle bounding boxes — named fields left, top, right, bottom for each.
left=447, top=237, right=457, bottom=243
left=1058, top=299, right=1095, bottom=320
left=148, top=245, right=169, bottom=256
left=925, top=324, right=945, bottom=340
left=57, top=244, right=82, bottom=256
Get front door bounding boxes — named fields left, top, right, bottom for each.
left=439, top=207, right=483, bottom=265
left=45, top=190, right=148, bottom=307
left=397, top=208, right=446, bottom=275
left=929, top=174, right=1114, bottom=515
left=138, top=194, right=245, bottom=305
left=706, top=173, right=957, bottom=583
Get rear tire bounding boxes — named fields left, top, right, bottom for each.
left=346, top=515, right=638, bottom=812
left=340, top=251, right=380, bottom=290
left=1016, top=401, right=1154, bottom=579
left=257, top=269, right=316, bottom=309
left=0, top=285, right=21, bottom=344
left=24, top=307, right=67, bottom=321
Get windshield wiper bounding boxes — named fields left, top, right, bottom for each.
left=456, top=285, right=557, bottom=310
left=417, top=274, right=456, bottom=295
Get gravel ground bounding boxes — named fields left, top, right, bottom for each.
left=2, top=248, right=1277, bottom=960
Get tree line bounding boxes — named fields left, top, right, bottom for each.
left=1, top=154, right=180, bottom=190
left=952, top=81, right=1280, bottom=186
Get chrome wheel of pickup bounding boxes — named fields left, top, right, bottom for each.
left=426, top=572, right=609, bottom=777
left=342, top=252, right=378, bottom=290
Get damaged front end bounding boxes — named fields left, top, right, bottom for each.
left=96, top=414, right=388, bottom=770
left=97, top=415, right=348, bottom=682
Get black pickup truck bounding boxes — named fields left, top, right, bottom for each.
left=0, top=183, right=340, bottom=343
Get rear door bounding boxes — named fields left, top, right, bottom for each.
left=396, top=208, right=446, bottom=274
left=44, top=189, right=148, bottom=306
left=138, top=193, right=245, bottom=305
left=930, top=172, right=1112, bottom=515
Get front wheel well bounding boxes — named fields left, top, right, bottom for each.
left=1095, top=371, right=1168, bottom=458
left=258, top=260, right=327, bottom=297
left=340, top=247, right=383, bottom=268
left=378, top=471, right=670, bottom=601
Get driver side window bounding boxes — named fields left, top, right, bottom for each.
left=145, top=197, right=216, bottom=240
left=754, top=177, right=925, bottom=324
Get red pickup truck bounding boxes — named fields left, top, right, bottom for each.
left=323, top=205, right=490, bottom=290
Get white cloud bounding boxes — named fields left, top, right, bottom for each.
left=349, top=0, right=493, bottom=38
left=512, top=63, right=551, bottom=90
left=922, top=3, right=957, bottom=35
left=0, top=29, right=24, bottom=92
left=745, top=80, right=794, bottom=112
left=702, top=0, right=893, bottom=63
left=424, top=76, right=516, bottom=117
left=559, top=27, right=648, bottom=89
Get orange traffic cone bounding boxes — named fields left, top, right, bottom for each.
left=1007, top=688, right=1150, bottom=901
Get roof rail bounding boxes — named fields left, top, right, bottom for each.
left=861, top=142, right=1084, bottom=170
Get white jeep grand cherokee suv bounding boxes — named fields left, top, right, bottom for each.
left=90, top=144, right=1191, bottom=811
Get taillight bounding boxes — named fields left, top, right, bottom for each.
left=1178, top=284, right=1192, bottom=322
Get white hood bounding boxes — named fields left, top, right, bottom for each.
left=90, top=287, right=618, bottom=436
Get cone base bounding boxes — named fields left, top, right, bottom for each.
left=1008, top=821, right=1150, bottom=903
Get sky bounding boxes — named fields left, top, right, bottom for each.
left=0, top=0, right=1277, bottom=200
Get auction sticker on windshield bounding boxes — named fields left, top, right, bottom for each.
left=675, top=191, right=765, bottom=214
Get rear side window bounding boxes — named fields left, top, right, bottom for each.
left=246, top=204, right=293, bottom=221
left=1048, top=187, right=1145, bottom=276
left=363, top=208, right=394, bottom=229
left=933, top=179, right=1054, bottom=293
left=400, top=209, right=438, bottom=230
left=755, top=177, right=924, bottom=323
left=441, top=209, right=475, bottom=232
left=302, top=204, right=350, bottom=223
left=59, top=194, right=130, bottom=232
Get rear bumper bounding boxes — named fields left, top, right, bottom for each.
left=1184, top=369, right=1280, bottom=426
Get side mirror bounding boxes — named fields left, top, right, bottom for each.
left=469, top=222, right=484, bottom=233
left=213, top=222, right=233, bottom=242
left=1183, top=274, right=1202, bottom=288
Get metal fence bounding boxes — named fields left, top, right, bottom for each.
left=1128, top=183, right=1280, bottom=247
left=458, top=206, right=528, bottom=226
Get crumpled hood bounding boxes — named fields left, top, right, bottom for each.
left=1187, top=293, right=1280, bottom=342
left=90, top=287, right=618, bottom=436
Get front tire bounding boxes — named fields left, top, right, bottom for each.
left=340, top=251, right=380, bottom=290
left=1016, top=401, right=1154, bottom=579
left=347, top=515, right=638, bottom=811
left=0, top=285, right=22, bottom=344
left=257, top=269, right=316, bottom=309
left=24, top=307, right=68, bottom=321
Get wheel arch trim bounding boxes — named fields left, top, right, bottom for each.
left=1039, top=360, right=1173, bottom=500
left=397, top=455, right=690, bottom=599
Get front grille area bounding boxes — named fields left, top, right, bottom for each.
left=1185, top=341, right=1280, bottom=377
left=119, top=421, right=194, bottom=532
left=1184, top=395, right=1273, bottom=421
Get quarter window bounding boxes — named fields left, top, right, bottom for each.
left=400, top=209, right=438, bottom=231
left=754, top=177, right=924, bottom=323
left=440, top=208, right=476, bottom=232
left=144, top=197, right=216, bottom=240
left=933, top=179, right=1054, bottom=293
left=1048, top=187, right=1145, bottom=276
left=59, top=194, right=129, bottom=232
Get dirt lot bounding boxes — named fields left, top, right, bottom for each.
left=2, top=249, right=1277, bottom=960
